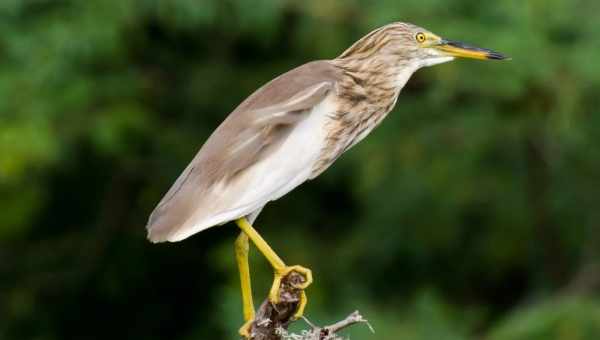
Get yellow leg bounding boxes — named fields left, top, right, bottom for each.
left=235, top=218, right=312, bottom=318
left=235, top=232, right=255, bottom=337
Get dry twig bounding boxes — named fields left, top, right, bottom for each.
left=244, top=272, right=373, bottom=340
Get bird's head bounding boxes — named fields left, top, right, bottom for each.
left=338, top=22, right=507, bottom=69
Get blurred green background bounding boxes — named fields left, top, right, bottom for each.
left=2, top=0, right=600, bottom=339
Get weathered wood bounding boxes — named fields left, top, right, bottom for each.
left=245, top=272, right=372, bottom=340
left=246, top=272, right=305, bottom=340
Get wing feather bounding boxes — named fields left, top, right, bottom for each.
left=146, top=60, right=342, bottom=242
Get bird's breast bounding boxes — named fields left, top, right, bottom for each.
left=310, top=88, right=399, bottom=178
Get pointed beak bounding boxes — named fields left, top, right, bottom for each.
left=434, top=39, right=508, bottom=60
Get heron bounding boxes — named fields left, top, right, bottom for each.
left=146, top=22, right=507, bottom=337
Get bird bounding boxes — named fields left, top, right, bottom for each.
left=145, top=22, right=507, bottom=337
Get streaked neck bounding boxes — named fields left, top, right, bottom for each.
left=332, top=55, right=419, bottom=90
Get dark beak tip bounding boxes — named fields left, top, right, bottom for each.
left=487, top=52, right=509, bottom=61
left=443, top=39, right=509, bottom=61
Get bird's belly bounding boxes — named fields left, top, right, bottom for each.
left=233, top=96, right=336, bottom=205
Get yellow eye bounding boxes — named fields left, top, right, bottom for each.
left=416, top=32, right=426, bottom=43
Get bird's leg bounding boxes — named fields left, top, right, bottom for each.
left=235, top=232, right=255, bottom=338
left=235, top=218, right=313, bottom=319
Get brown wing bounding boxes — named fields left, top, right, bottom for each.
left=146, top=60, right=342, bottom=242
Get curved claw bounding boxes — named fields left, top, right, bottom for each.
left=239, top=319, right=253, bottom=338
left=268, top=265, right=313, bottom=303
left=293, top=291, right=308, bottom=319
left=288, top=265, right=313, bottom=290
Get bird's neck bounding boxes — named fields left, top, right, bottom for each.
left=311, top=56, right=420, bottom=178
left=332, top=55, right=420, bottom=91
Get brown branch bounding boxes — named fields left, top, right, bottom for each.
left=246, top=272, right=306, bottom=340
left=244, top=272, right=373, bottom=340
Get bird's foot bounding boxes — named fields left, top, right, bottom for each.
left=238, top=319, right=253, bottom=338
left=294, top=291, right=308, bottom=319
left=269, top=265, right=313, bottom=319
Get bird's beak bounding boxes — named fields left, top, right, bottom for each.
left=434, top=39, right=508, bottom=60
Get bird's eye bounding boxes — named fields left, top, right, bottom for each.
left=415, top=32, right=426, bottom=43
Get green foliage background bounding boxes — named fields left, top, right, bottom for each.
left=1, top=0, right=600, bottom=339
